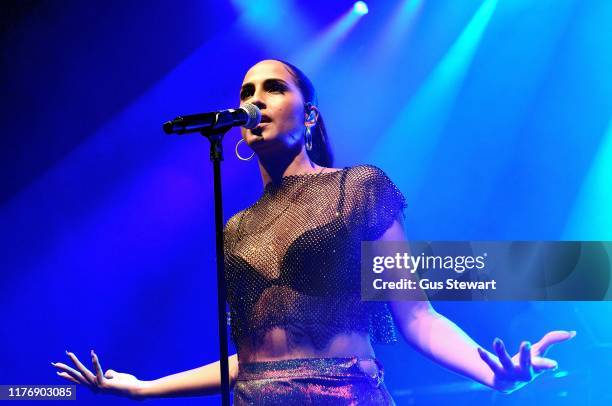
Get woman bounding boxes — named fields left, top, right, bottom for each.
left=52, top=59, right=575, bottom=403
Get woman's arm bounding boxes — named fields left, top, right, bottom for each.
left=137, top=354, right=240, bottom=398
left=389, top=299, right=500, bottom=388
left=389, top=290, right=574, bottom=393
left=376, top=220, right=498, bottom=389
left=379, top=219, right=575, bottom=393
left=54, top=351, right=239, bottom=399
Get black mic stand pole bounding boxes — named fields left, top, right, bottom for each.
left=201, top=124, right=232, bottom=406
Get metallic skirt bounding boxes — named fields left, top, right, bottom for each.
left=233, top=357, right=396, bottom=405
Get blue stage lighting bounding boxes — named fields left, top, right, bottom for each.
left=353, top=1, right=369, bottom=15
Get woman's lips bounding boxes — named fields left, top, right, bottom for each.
left=250, top=115, right=271, bottom=136
left=250, top=122, right=268, bottom=136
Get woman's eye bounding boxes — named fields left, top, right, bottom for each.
left=268, top=83, right=285, bottom=93
left=240, top=90, right=252, bottom=100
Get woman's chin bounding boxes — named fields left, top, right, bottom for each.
left=250, top=128, right=264, bottom=137
left=250, top=122, right=272, bottom=137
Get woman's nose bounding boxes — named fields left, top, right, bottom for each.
left=244, top=89, right=266, bottom=110
left=245, top=96, right=265, bottom=111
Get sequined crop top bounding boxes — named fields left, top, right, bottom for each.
left=224, top=165, right=407, bottom=351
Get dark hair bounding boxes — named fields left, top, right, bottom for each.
left=273, top=59, right=334, bottom=167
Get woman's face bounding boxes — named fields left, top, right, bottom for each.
left=239, top=60, right=307, bottom=152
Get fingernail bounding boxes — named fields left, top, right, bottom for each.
left=65, top=350, right=70, bottom=355
left=569, top=331, right=577, bottom=338
left=51, top=362, right=56, bottom=366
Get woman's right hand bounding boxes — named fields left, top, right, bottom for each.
left=52, top=350, right=147, bottom=400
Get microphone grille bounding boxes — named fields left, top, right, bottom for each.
left=241, top=103, right=262, bottom=129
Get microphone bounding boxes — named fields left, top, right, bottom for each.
left=163, top=103, right=261, bottom=134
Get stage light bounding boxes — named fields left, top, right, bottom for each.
left=369, top=0, right=498, bottom=188
left=353, top=1, right=369, bottom=15
left=564, top=117, right=612, bottom=239
left=293, top=4, right=364, bottom=72
left=367, top=0, right=423, bottom=69
left=230, top=0, right=312, bottom=52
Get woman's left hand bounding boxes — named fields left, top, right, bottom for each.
left=477, top=330, right=576, bottom=393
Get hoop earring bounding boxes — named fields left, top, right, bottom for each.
left=305, top=126, right=313, bottom=151
left=235, top=138, right=254, bottom=161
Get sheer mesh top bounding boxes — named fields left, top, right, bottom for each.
left=224, top=165, right=407, bottom=351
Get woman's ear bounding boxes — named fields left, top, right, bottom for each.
left=305, top=104, right=320, bottom=128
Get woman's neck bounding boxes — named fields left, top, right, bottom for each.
left=258, top=148, right=322, bottom=186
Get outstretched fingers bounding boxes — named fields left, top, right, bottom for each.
left=518, top=341, right=533, bottom=380
left=91, top=350, right=105, bottom=386
left=533, top=330, right=576, bottom=357
left=65, top=351, right=97, bottom=387
left=532, top=356, right=558, bottom=373
left=477, top=347, right=504, bottom=376
left=52, top=362, right=87, bottom=385
left=493, top=338, right=515, bottom=373
left=56, top=371, right=80, bottom=385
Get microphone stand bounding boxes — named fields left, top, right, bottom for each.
left=164, top=109, right=249, bottom=405
left=201, top=124, right=232, bottom=406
